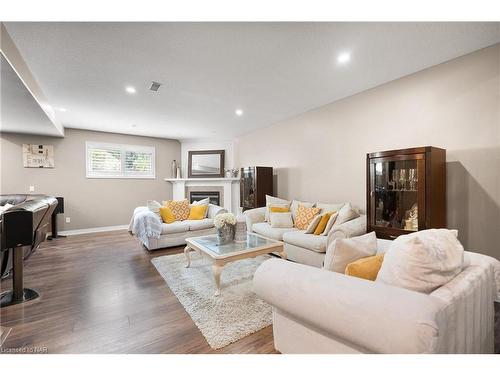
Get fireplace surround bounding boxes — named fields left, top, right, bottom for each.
left=164, top=177, right=240, bottom=214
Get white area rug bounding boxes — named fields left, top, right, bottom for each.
left=151, top=252, right=272, bottom=349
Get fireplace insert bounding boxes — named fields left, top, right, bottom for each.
left=189, top=191, right=221, bottom=206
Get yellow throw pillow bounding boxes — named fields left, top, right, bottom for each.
left=313, top=212, right=333, bottom=235
left=159, top=206, right=176, bottom=224
left=269, top=206, right=290, bottom=213
left=294, top=205, right=321, bottom=230
left=345, top=254, right=385, bottom=281
left=188, top=204, right=208, bottom=220
left=164, top=199, right=190, bottom=221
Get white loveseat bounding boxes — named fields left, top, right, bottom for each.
left=129, top=204, right=226, bottom=250
left=254, top=238, right=500, bottom=354
left=245, top=203, right=366, bottom=267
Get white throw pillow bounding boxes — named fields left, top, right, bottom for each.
left=316, top=202, right=345, bottom=214
left=147, top=200, right=162, bottom=216
left=192, top=197, right=210, bottom=217
left=265, top=195, right=291, bottom=222
left=376, top=229, right=464, bottom=293
left=192, top=197, right=210, bottom=206
left=333, top=203, right=360, bottom=227
left=0, top=203, right=14, bottom=213
left=290, top=200, right=314, bottom=222
left=269, top=212, right=294, bottom=228
left=323, top=232, right=378, bottom=273
left=321, top=212, right=339, bottom=236
left=323, top=232, right=377, bottom=273
left=304, top=214, right=322, bottom=234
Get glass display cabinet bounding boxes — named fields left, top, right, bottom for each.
left=366, top=147, right=446, bottom=239
left=240, top=167, right=273, bottom=211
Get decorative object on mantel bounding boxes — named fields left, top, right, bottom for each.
left=188, top=150, right=225, bottom=178
left=214, top=213, right=237, bottom=244
left=171, top=160, right=177, bottom=178
left=23, top=144, right=55, bottom=168
left=234, top=214, right=247, bottom=242
left=151, top=252, right=272, bottom=349
left=225, top=168, right=239, bottom=178
left=176, top=166, right=181, bottom=179
left=240, top=166, right=273, bottom=211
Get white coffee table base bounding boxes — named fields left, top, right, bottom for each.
left=183, top=244, right=286, bottom=296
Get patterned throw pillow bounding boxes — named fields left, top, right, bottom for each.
left=294, top=205, right=321, bottom=230
left=164, top=199, right=190, bottom=221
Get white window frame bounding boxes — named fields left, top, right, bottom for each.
left=86, top=141, right=156, bottom=179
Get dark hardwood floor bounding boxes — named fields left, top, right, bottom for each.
left=0, top=230, right=276, bottom=354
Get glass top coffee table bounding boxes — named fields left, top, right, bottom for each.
left=184, top=233, right=286, bottom=296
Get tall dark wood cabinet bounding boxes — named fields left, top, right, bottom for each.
left=240, top=167, right=273, bottom=211
left=366, top=147, right=446, bottom=239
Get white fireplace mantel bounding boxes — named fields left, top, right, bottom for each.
left=164, top=177, right=240, bottom=213
left=164, top=177, right=240, bottom=182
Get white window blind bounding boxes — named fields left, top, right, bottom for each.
left=86, top=142, right=155, bottom=179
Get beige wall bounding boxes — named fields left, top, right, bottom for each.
left=235, top=44, right=500, bottom=259
left=0, top=128, right=180, bottom=231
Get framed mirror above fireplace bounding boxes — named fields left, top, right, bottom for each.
left=188, top=150, right=225, bottom=178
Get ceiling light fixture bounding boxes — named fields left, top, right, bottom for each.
left=150, top=81, right=162, bottom=92
left=131, top=124, right=137, bottom=128
left=58, top=107, right=67, bottom=112
left=125, top=86, right=137, bottom=94
left=337, top=52, right=351, bottom=65
left=235, top=109, right=244, bottom=117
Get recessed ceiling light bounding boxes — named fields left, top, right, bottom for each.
left=57, top=107, right=67, bottom=112
left=235, top=109, right=244, bottom=117
left=131, top=124, right=137, bottom=128
left=125, top=86, right=136, bottom=94
left=337, top=52, right=351, bottom=65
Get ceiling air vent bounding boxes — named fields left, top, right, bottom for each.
left=149, top=81, right=162, bottom=92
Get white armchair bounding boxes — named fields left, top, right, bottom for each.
left=254, top=246, right=500, bottom=353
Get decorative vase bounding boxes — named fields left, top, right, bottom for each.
left=176, top=166, right=181, bottom=179
left=216, top=224, right=235, bottom=245
left=234, top=214, right=247, bottom=242
left=171, top=160, right=177, bottom=178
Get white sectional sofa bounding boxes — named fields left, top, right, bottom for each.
left=245, top=203, right=366, bottom=267
left=129, top=203, right=226, bottom=250
left=254, top=239, right=500, bottom=354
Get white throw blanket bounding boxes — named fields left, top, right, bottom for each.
left=129, top=206, right=162, bottom=243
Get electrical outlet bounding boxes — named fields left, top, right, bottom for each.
left=65, top=217, right=71, bottom=223
left=29, top=185, right=35, bottom=192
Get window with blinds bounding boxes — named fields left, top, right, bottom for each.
left=86, top=142, right=156, bottom=179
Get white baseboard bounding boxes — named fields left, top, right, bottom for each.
left=53, top=225, right=129, bottom=236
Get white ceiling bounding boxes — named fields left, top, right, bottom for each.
left=4, top=22, right=500, bottom=140
left=1, top=54, right=62, bottom=137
